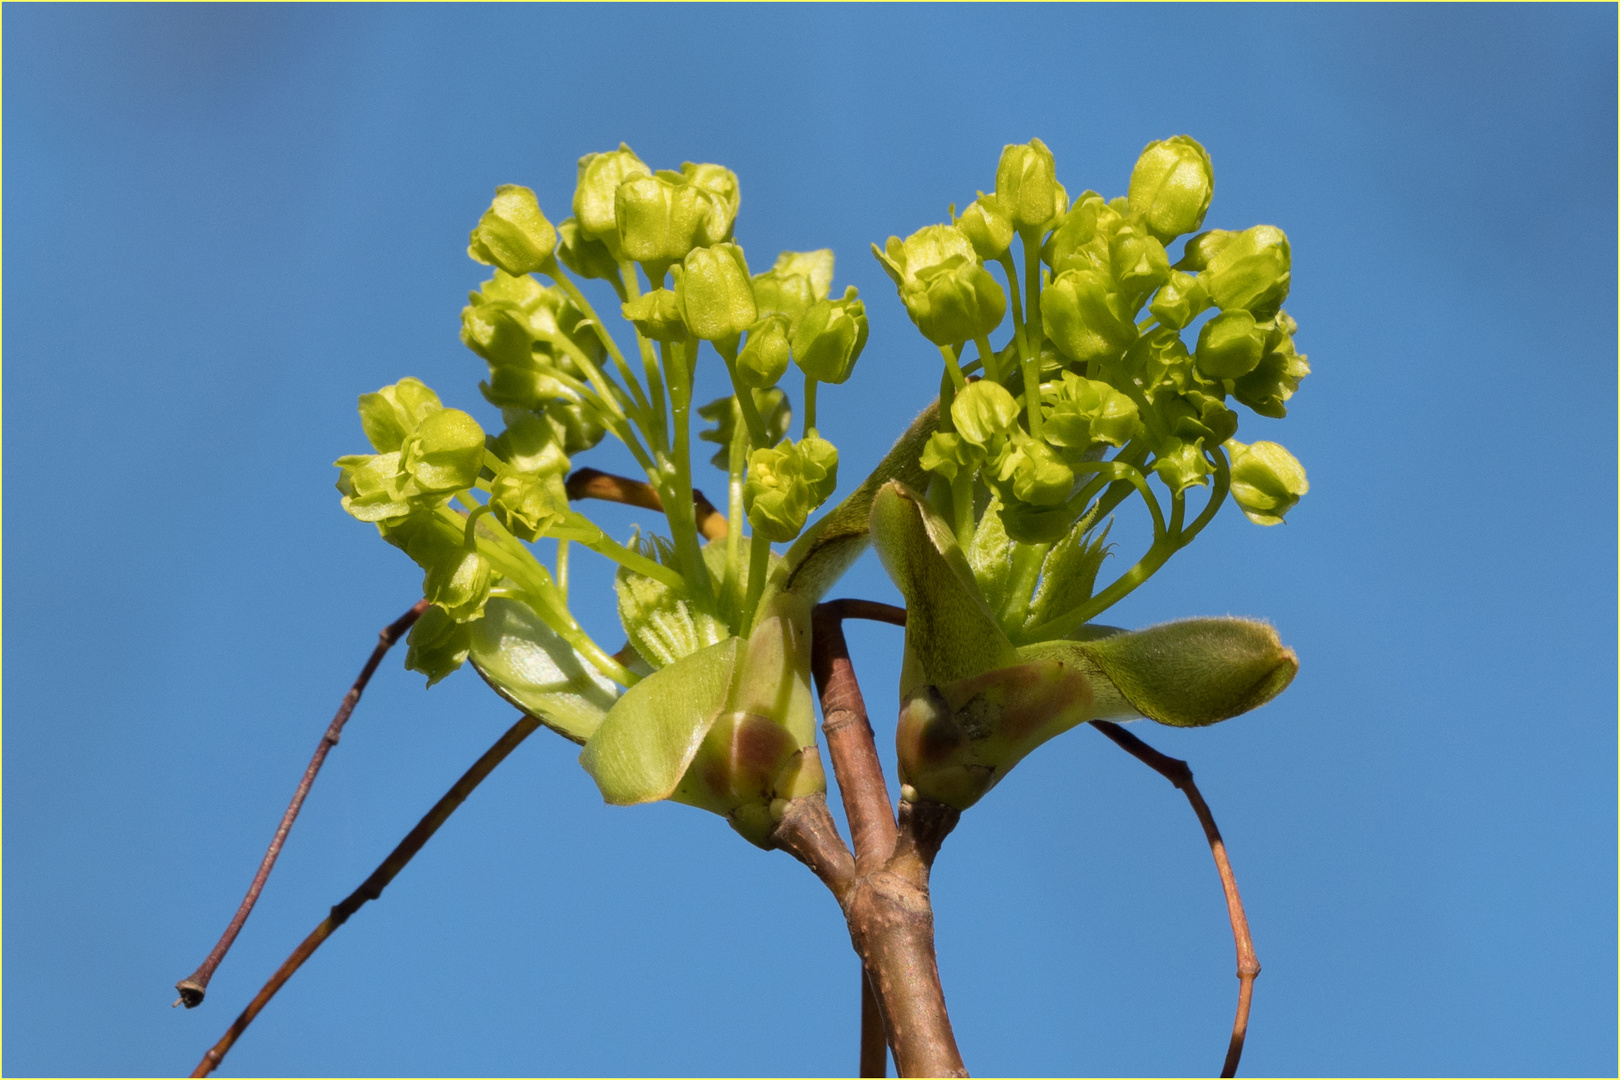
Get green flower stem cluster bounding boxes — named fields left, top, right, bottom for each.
left=876, top=136, right=1311, bottom=645
left=335, top=147, right=873, bottom=845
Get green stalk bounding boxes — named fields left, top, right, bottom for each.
left=619, top=264, right=670, bottom=453
left=740, top=530, right=772, bottom=637
left=803, top=374, right=819, bottom=438
left=937, top=344, right=968, bottom=392
left=718, top=340, right=771, bottom=449
left=724, top=408, right=747, bottom=634
left=664, top=339, right=716, bottom=606
left=974, top=334, right=1001, bottom=386
left=951, top=471, right=975, bottom=551
left=541, top=258, right=653, bottom=421
left=1176, top=445, right=1231, bottom=547
left=555, top=539, right=569, bottom=602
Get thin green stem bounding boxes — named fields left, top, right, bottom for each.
left=1068, top=460, right=1166, bottom=542
left=951, top=472, right=974, bottom=551
left=719, top=342, right=771, bottom=449
left=665, top=339, right=716, bottom=605
left=620, top=264, right=669, bottom=453
left=938, top=345, right=967, bottom=392
left=803, top=374, right=819, bottom=438
left=1177, top=444, right=1231, bottom=547
left=541, top=258, right=653, bottom=419
left=462, top=503, right=494, bottom=549
left=568, top=513, right=689, bottom=594
left=974, top=334, right=1001, bottom=386
left=555, top=539, right=570, bottom=601
left=741, top=531, right=771, bottom=637
left=725, top=409, right=748, bottom=634
left=1021, top=232, right=1045, bottom=360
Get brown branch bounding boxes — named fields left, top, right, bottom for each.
left=566, top=466, right=728, bottom=540
left=190, top=712, right=543, bottom=1077
left=175, top=599, right=429, bottom=1009
left=806, top=600, right=966, bottom=1079
left=860, top=967, right=889, bottom=1078
left=811, top=603, right=898, bottom=875
left=1090, top=721, right=1260, bottom=1078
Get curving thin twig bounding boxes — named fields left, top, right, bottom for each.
left=175, top=599, right=429, bottom=1008
left=190, top=712, right=542, bottom=1077
left=1091, top=721, right=1260, bottom=1078
left=566, top=466, right=728, bottom=540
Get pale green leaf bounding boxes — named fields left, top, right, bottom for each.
left=468, top=598, right=622, bottom=744
left=578, top=637, right=741, bottom=804
left=870, top=481, right=1017, bottom=691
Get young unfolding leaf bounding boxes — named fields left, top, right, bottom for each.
left=578, top=594, right=824, bottom=847
left=1035, top=618, right=1298, bottom=728
left=870, top=481, right=1019, bottom=694
left=468, top=598, right=622, bottom=744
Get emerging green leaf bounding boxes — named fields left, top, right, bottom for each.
left=467, top=598, right=622, bottom=744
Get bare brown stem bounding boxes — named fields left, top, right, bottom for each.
left=1090, top=721, right=1260, bottom=1078
left=190, top=712, right=543, bottom=1077
left=175, top=599, right=428, bottom=1009
left=802, top=600, right=967, bottom=1079
left=860, top=968, right=888, bottom=1078
left=566, top=466, right=728, bottom=540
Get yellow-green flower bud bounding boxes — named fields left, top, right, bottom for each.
left=1148, top=270, right=1210, bottom=330
left=1042, top=193, right=1119, bottom=276
left=479, top=362, right=570, bottom=413
left=958, top=193, right=1014, bottom=260
left=401, top=408, right=486, bottom=494
left=1202, top=225, right=1291, bottom=314
left=995, top=138, right=1066, bottom=234
left=1232, top=314, right=1310, bottom=418
left=770, top=249, right=834, bottom=300
left=901, top=257, right=1005, bottom=346
left=1174, top=229, right=1234, bottom=272
left=1042, top=269, right=1137, bottom=366
left=871, top=224, right=976, bottom=289
left=460, top=302, right=536, bottom=369
left=492, top=412, right=570, bottom=477
left=621, top=288, right=690, bottom=342
left=737, top=314, right=792, bottom=388
left=1127, top=136, right=1214, bottom=244
left=1195, top=309, right=1266, bottom=379
left=467, top=184, right=555, bottom=276
left=336, top=451, right=413, bottom=522
left=404, top=605, right=474, bottom=687
left=951, top=380, right=1020, bottom=446
left=1226, top=439, right=1308, bottom=525
left=1159, top=387, right=1237, bottom=446
left=1041, top=372, right=1141, bottom=453
left=679, top=161, right=740, bottom=247
left=357, top=377, right=443, bottom=453
left=614, top=172, right=705, bottom=268
left=745, top=442, right=811, bottom=542
left=1152, top=436, right=1211, bottom=493
left=545, top=399, right=608, bottom=455
left=423, top=547, right=493, bottom=623
left=750, top=267, right=815, bottom=332
left=919, top=431, right=984, bottom=483
left=673, top=243, right=756, bottom=341
left=489, top=467, right=570, bottom=542
left=791, top=288, right=868, bottom=384
left=556, top=217, right=624, bottom=297
left=991, top=434, right=1073, bottom=507
left=572, top=144, right=651, bottom=255
left=1109, top=222, right=1171, bottom=301
left=797, top=435, right=839, bottom=508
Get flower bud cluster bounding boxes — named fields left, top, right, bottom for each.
left=459, top=270, right=607, bottom=455
left=879, top=136, right=1309, bottom=559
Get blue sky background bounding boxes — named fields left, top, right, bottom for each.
left=4, top=5, right=1615, bottom=1077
